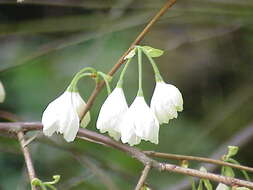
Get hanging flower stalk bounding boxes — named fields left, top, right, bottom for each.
left=42, top=68, right=95, bottom=142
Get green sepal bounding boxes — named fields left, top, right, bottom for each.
left=222, top=166, right=235, bottom=178
left=142, top=46, right=164, bottom=57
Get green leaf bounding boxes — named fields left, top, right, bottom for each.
left=141, top=46, right=164, bottom=57
left=190, top=177, right=197, bottom=190
left=227, top=146, right=239, bottom=158
left=228, top=158, right=251, bottom=181
left=203, top=179, right=213, bottom=190
left=235, top=187, right=250, bottom=190
left=222, top=166, right=235, bottom=178
left=197, top=180, right=204, bottom=190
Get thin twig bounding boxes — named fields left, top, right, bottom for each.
left=161, top=163, right=253, bottom=189
left=135, top=164, right=152, bottom=190
left=144, top=151, right=253, bottom=173
left=17, top=131, right=37, bottom=190
left=79, top=0, right=177, bottom=120
left=1, top=122, right=253, bottom=188
left=172, top=122, right=253, bottom=190
left=0, top=111, right=38, bottom=189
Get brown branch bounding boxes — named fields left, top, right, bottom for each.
left=80, top=0, right=177, bottom=120
left=144, top=151, right=253, bottom=173
left=135, top=164, right=152, bottom=190
left=17, top=131, right=37, bottom=190
left=1, top=122, right=253, bottom=189
left=161, top=163, right=253, bottom=189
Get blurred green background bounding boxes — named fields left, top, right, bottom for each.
left=0, top=0, right=253, bottom=189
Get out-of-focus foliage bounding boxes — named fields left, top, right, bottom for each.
left=0, top=0, right=253, bottom=189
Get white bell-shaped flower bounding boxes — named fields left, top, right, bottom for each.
left=0, top=81, right=5, bottom=103
left=96, top=87, right=128, bottom=140
left=151, top=81, right=183, bottom=124
left=42, top=91, right=90, bottom=142
left=216, top=183, right=230, bottom=190
left=120, top=96, right=159, bottom=146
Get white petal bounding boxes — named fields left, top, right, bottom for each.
left=120, top=107, right=141, bottom=145
left=42, top=91, right=70, bottom=136
left=71, top=92, right=91, bottom=128
left=63, top=108, right=80, bottom=142
left=133, top=97, right=159, bottom=144
left=120, top=96, right=159, bottom=145
left=57, top=92, right=74, bottom=134
left=0, top=81, right=5, bottom=103
left=62, top=92, right=87, bottom=142
left=164, top=83, right=183, bottom=111
left=97, top=88, right=128, bottom=140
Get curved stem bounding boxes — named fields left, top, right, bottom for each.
left=116, top=58, right=132, bottom=88
left=137, top=47, right=143, bottom=96
left=97, top=72, right=111, bottom=95
left=67, top=73, right=93, bottom=92
left=142, top=49, right=163, bottom=82
left=75, top=67, right=96, bottom=77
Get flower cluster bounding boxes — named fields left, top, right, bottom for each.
left=96, top=46, right=183, bottom=146
left=41, top=46, right=183, bottom=145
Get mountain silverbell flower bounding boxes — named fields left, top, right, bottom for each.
left=96, top=87, right=128, bottom=140
left=42, top=70, right=93, bottom=142
left=141, top=46, right=183, bottom=124
left=120, top=47, right=159, bottom=145
left=42, top=90, right=90, bottom=142
left=120, top=96, right=159, bottom=145
left=151, top=81, right=183, bottom=124
left=96, top=58, right=132, bottom=140
left=0, top=81, right=5, bottom=103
